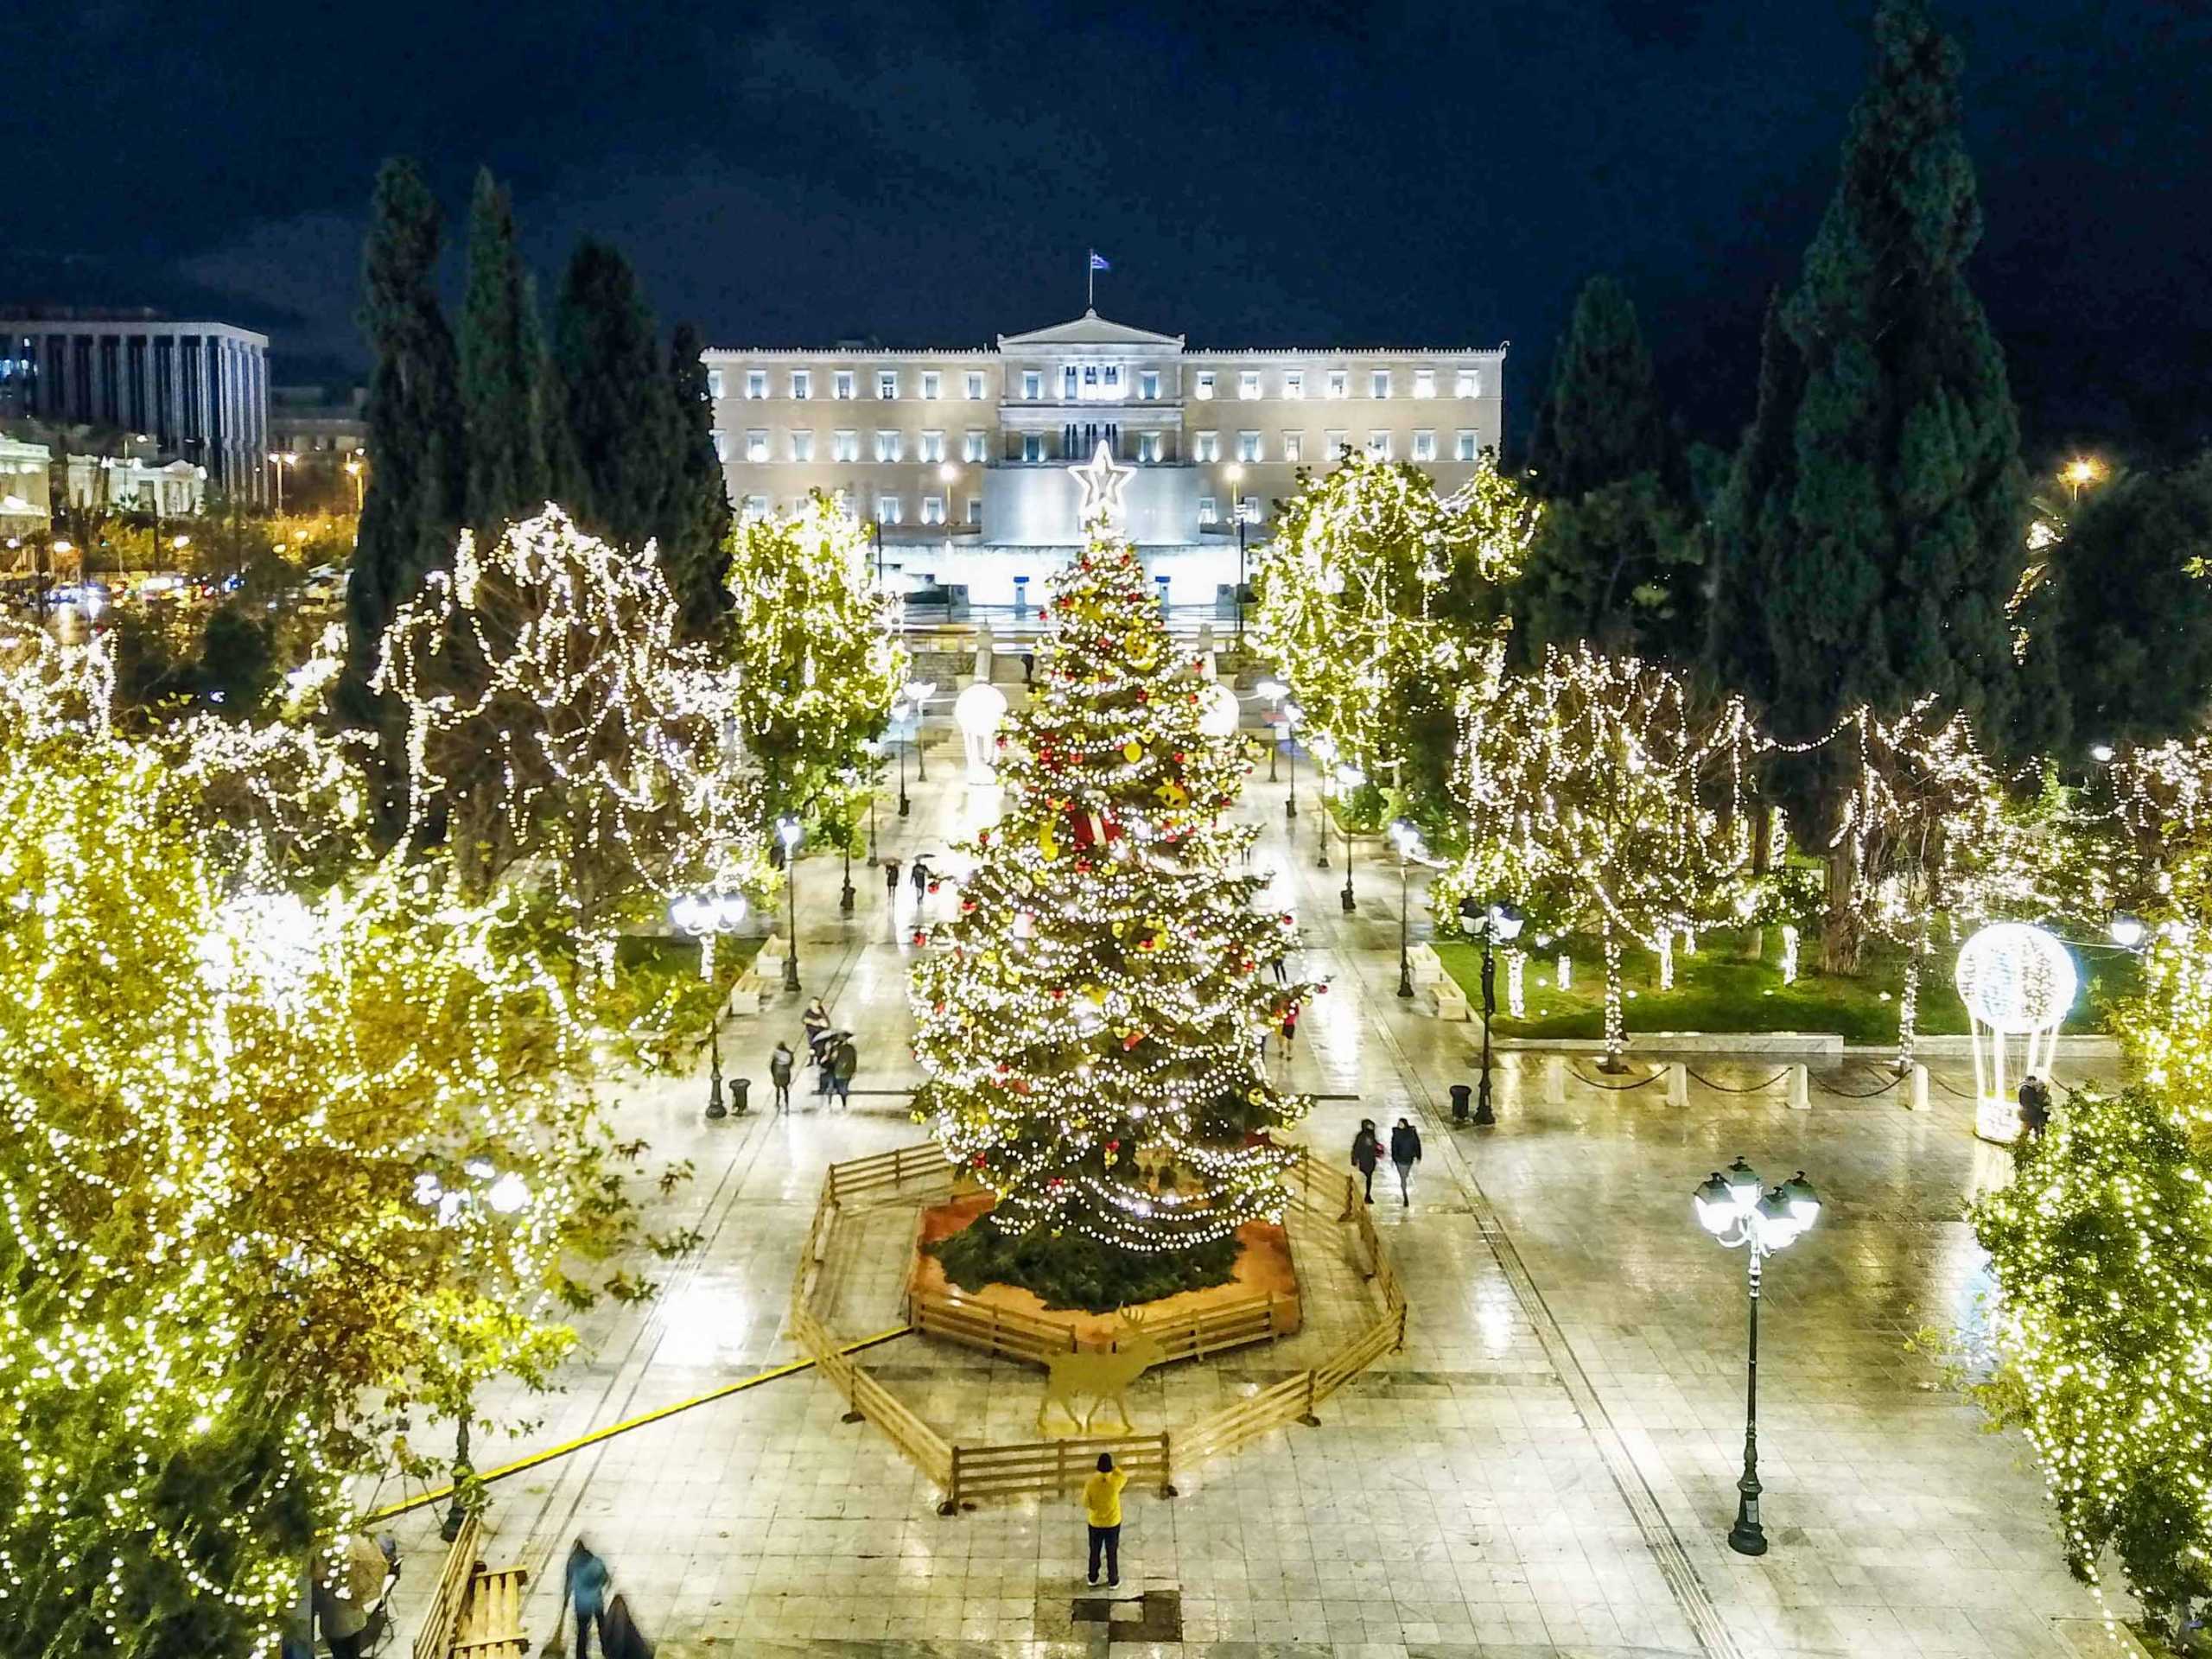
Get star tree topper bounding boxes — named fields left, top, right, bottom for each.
left=1069, top=439, right=1135, bottom=527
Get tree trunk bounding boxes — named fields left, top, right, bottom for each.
left=1599, top=923, right=1627, bottom=1071
left=1821, top=843, right=1862, bottom=976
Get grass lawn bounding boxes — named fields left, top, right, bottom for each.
left=1433, top=925, right=2134, bottom=1046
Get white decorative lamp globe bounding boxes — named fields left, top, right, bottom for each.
left=1953, top=922, right=2076, bottom=1144
left=1198, top=682, right=1240, bottom=739
left=953, top=681, right=1009, bottom=782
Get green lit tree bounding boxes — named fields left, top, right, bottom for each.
left=912, top=532, right=1316, bottom=1309
left=657, top=321, right=734, bottom=639
left=459, top=166, right=550, bottom=536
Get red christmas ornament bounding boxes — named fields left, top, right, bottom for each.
left=1122, top=1030, right=1144, bottom=1050
left=1106, top=1139, right=1121, bottom=1153
left=973, top=1154, right=988, bottom=1168
left=912, top=929, right=927, bottom=945
left=928, top=880, right=941, bottom=893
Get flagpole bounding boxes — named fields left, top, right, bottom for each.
left=1087, top=250, right=1095, bottom=310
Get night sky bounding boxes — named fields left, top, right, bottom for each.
left=10, top=0, right=2208, bottom=454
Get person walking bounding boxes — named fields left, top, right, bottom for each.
left=768, top=1040, right=795, bottom=1113
left=1082, top=1452, right=1128, bottom=1588
left=883, top=856, right=903, bottom=909
left=1389, top=1117, right=1422, bottom=1207
left=2018, top=1074, right=2052, bottom=1141
left=1278, top=1001, right=1300, bottom=1065
left=560, top=1538, right=612, bottom=1659
left=802, top=997, right=831, bottom=1061
left=830, top=1034, right=859, bottom=1109
left=1268, top=952, right=1288, bottom=987
left=310, top=1533, right=389, bottom=1659
left=1350, top=1118, right=1381, bottom=1204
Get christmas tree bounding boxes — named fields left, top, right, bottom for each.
left=912, top=528, right=1315, bottom=1309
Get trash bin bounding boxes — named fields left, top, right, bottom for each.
left=1450, top=1083, right=1472, bottom=1122
left=730, top=1077, right=752, bottom=1116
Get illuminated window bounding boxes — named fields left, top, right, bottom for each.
left=1411, top=429, right=1436, bottom=461
left=921, top=372, right=940, bottom=400
left=920, top=494, right=944, bottom=524
left=745, top=371, right=767, bottom=399
left=1195, top=431, right=1220, bottom=462
left=964, top=371, right=986, bottom=399
left=1237, top=430, right=1262, bottom=462
left=1194, top=372, right=1216, bottom=401
left=790, top=429, right=815, bottom=462
left=741, top=493, right=767, bottom=518
left=920, top=430, right=944, bottom=463
left=1021, top=433, right=1044, bottom=461
left=1238, top=371, right=1262, bottom=399
left=744, top=429, right=768, bottom=462
left=1137, top=432, right=1163, bottom=463
left=877, top=371, right=899, bottom=400
left=706, top=369, right=725, bottom=399
left=1240, top=495, right=1259, bottom=522
left=1367, top=430, right=1392, bottom=460
left=1283, top=371, right=1304, bottom=400
left=1198, top=496, right=1217, bottom=524
left=710, top=429, right=728, bottom=461
left=1455, top=429, right=1478, bottom=461
left=834, top=371, right=856, bottom=400
left=874, top=430, right=902, bottom=463
left=963, top=429, right=987, bottom=463
left=1139, top=370, right=1160, bottom=400
left=1370, top=371, right=1391, bottom=399
left=964, top=496, right=981, bottom=524
left=790, top=371, right=810, bottom=400
left=878, top=495, right=902, bottom=524
left=832, top=429, right=859, bottom=462
left=1455, top=369, right=1481, bottom=397
left=1413, top=370, right=1436, bottom=399
left=1022, top=371, right=1043, bottom=400
left=1324, top=428, right=1347, bottom=456
left=1325, top=371, right=1348, bottom=399
left=1282, top=431, right=1304, bottom=463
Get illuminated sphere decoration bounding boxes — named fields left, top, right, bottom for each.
left=1953, top=922, right=2078, bottom=1036
left=1198, top=682, right=1240, bottom=739
left=953, top=681, right=1008, bottom=737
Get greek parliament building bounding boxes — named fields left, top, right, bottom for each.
left=703, top=309, right=1505, bottom=606
left=0, top=312, right=271, bottom=502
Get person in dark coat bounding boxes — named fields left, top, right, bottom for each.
left=830, top=1036, right=859, bottom=1108
left=2018, top=1074, right=2052, bottom=1141
left=1389, top=1117, right=1422, bottom=1207
left=600, top=1592, right=654, bottom=1659
left=1350, top=1119, right=1382, bottom=1203
left=768, top=1041, right=795, bottom=1113
left=802, top=998, right=831, bottom=1061
left=561, top=1539, right=612, bottom=1659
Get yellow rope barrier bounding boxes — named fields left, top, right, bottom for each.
left=359, top=1325, right=912, bottom=1524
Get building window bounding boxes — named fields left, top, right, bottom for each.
left=744, top=370, right=767, bottom=399
left=1284, top=371, right=1304, bottom=400
left=964, top=371, right=986, bottom=400
left=1324, top=429, right=1348, bottom=457
left=1137, top=432, right=1163, bottom=464
left=1412, top=429, right=1436, bottom=461
left=832, top=487, right=855, bottom=518
left=1241, top=495, right=1260, bottom=523
left=710, top=429, right=728, bottom=462
left=874, top=430, right=902, bottom=463
left=833, top=429, right=859, bottom=462
left=919, top=430, right=944, bottom=463
left=1021, top=433, right=1045, bottom=461
left=706, top=369, right=726, bottom=399
left=834, top=371, right=856, bottom=400
left=1022, top=371, right=1043, bottom=400
left=790, top=429, right=815, bottom=463
left=1455, top=429, right=1479, bottom=461
left=1139, top=369, right=1160, bottom=400
left=921, top=372, right=941, bottom=400
left=1412, top=369, right=1435, bottom=400
left=744, top=429, right=769, bottom=462
left=1198, top=497, right=1217, bottom=525
left=965, top=496, right=981, bottom=524
left=963, top=429, right=987, bottom=463
left=1282, top=431, right=1304, bottom=463
left=741, top=493, right=768, bottom=518
left=1455, top=369, right=1481, bottom=398
left=876, top=371, right=899, bottom=400
left=791, top=371, right=810, bottom=400
left=1367, top=430, right=1392, bottom=460
left=1239, top=371, right=1262, bottom=400
left=1370, top=371, right=1391, bottom=399
left=878, top=495, right=902, bottom=524
left=1237, top=430, right=1262, bottom=462
left=1326, top=371, right=1348, bottom=399
left=920, top=494, right=944, bottom=524
left=1194, top=372, right=1216, bottom=401
left=1194, top=431, right=1220, bottom=462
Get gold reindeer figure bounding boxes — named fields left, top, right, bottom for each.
left=1038, top=1308, right=1166, bottom=1433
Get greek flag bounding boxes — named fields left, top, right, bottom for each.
left=1090, top=251, right=1111, bottom=271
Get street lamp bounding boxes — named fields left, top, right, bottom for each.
left=2063, top=455, right=2105, bottom=507
left=1311, top=732, right=1337, bottom=868
left=892, top=696, right=914, bottom=817
left=266, top=450, right=296, bottom=514
left=938, top=461, right=959, bottom=535
left=777, top=817, right=803, bottom=991
left=1281, top=700, right=1301, bottom=820
left=1457, top=897, right=1524, bottom=1124
left=671, top=893, right=748, bottom=1118
left=859, top=740, right=882, bottom=866
left=1333, top=764, right=1363, bottom=912
left=904, top=678, right=937, bottom=785
left=1389, top=820, right=1427, bottom=998
left=416, top=1160, right=531, bottom=1541
left=1224, top=462, right=1248, bottom=643
left=2109, top=911, right=2147, bottom=951
left=1693, top=1160, right=1821, bottom=1558
left=344, top=454, right=365, bottom=512
left=835, top=768, right=859, bottom=915
left=1255, top=679, right=1287, bottom=781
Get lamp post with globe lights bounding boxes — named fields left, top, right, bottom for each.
left=418, top=1160, right=532, bottom=1541
left=1255, top=679, right=1287, bottom=781
left=777, top=817, right=804, bottom=990
left=671, top=893, right=749, bottom=1117
left=1310, top=732, right=1337, bottom=868
left=859, top=740, right=883, bottom=866
left=1333, top=763, right=1363, bottom=912
left=1694, top=1160, right=1821, bottom=1557
left=1224, top=462, right=1249, bottom=642
left=1281, top=700, right=1301, bottom=819
left=1388, top=820, right=1430, bottom=998
left=904, top=677, right=938, bottom=785
left=1456, top=896, right=1523, bottom=1123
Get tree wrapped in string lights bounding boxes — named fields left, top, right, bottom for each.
left=912, top=534, right=1315, bottom=1308
left=376, top=506, right=768, bottom=961
left=1457, top=646, right=1766, bottom=1065
left=1254, top=448, right=1535, bottom=844
left=723, top=493, right=906, bottom=826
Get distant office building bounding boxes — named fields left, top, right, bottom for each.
left=270, top=384, right=368, bottom=457
left=60, top=452, right=205, bottom=517
left=702, top=307, right=1506, bottom=604
left=0, top=309, right=270, bottom=502
left=0, top=435, right=50, bottom=533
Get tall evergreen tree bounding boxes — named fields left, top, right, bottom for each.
left=658, top=321, right=733, bottom=638
left=549, top=240, right=667, bottom=552
left=458, top=167, right=548, bottom=534
left=1732, top=0, right=2027, bottom=748
left=1703, top=292, right=1802, bottom=705
left=1516, top=276, right=1699, bottom=659
left=341, top=157, right=464, bottom=734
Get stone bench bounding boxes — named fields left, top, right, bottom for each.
left=1429, top=982, right=1470, bottom=1021
left=1406, top=943, right=1448, bottom=985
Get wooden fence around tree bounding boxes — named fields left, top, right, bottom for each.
left=786, top=1141, right=1406, bottom=1511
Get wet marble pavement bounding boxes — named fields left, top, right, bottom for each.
left=365, top=734, right=2133, bottom=1659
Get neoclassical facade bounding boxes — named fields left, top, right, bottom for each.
left=703, top=309, right=1504, bottom=604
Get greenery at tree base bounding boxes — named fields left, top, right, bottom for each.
left=459, top=166, right=551, bottom=537
left=342, top=157, right=465, bottom=743
left=1516, top=276, right=1702, bottom=661
left=931, top=1211, right=1242, bottom=1313
left=658, top=320, right=735, bottom=639
left=2019, top=454, right=2212, bottom=753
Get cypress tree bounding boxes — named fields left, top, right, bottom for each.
left=656, top=321, right=733, bottom=639
left=458, top=167, right=548, bottom=534
left=341, top=157, right=463, bottom=733
left=1704, top=292, right=1802, bottom=705
left=549, top=240, right=666, bottom=551
left=1516, top=276, right=1699, bottom=659
left=1752, top=0, right=2028, bottom=749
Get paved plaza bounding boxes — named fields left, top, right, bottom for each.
left=367, top=734, right=2134, bottom=1659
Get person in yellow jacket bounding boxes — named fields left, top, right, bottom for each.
left=1082, top=1452, right=1128, bottom=1587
